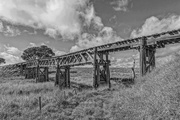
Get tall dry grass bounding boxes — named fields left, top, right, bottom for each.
left=110, top=55, right=180, bottom=120
left=1, top=55, right=180, bottom=120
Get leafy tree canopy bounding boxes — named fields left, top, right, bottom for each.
left=0, top=58, right=5, bottom=64
left=21, top=45, right=55, bottom=61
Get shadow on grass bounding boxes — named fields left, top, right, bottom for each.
left=111, top=77, right=135, bottom=87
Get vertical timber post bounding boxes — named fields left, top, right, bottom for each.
left=140, top=37, right=147, bottom=76
left=58, top=69, right=62, bottom=89
left=64, top=68, right=67, bottom=87
left=34, top=67, right=36, bottom=79
left=93, top=47, right=98, bottom=89
left=45, top=67, right=49, bottom=82
left=97, top=63, right=100, bottom=88
left=20, top=64, right=23, bottom=76
left=67, top=67, right=70, bottom=88
left=147, top=49, right=150, bottom=73
left=106, top=52, right=111, bottom=89
left=32, top=68, right=34, bottom=79
left=36, top=59, right=40, bottom=83
left=26, top=68, right=29, bottom=79
left=64, top=67, right=70, bottom=88
left=25, top=68, right=28, bottom=79
left=55, top=59, right=60, bottom=86
left=146, top=47, right=156, bottom=72
left=152, top=49, right=156, bottom=69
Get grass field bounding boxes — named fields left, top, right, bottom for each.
left=1, top=55, right=180, bottom=120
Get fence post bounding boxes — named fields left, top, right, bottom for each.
left=39, top=97, right=42, bottom=112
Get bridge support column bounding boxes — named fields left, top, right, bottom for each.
left=44, top=67, right=49, bottom=82
left=140, top=37, right=147, bottom=76
left=93, top=47, right=99, bottom=89
left=146, top=47, right=156, bottom=72
left=25, top=68, right=28, bottom=79
left=59, top=69, right=65, bottom=89
left=55, top=66, right=71, bottom=89
left=140, top=37, right=156, bottom=76
left=105, top=52, right=111, bottom=89
left=65, top=67, right=70, bottom=88
left=36, top=66, right=40, bottom=83
left=20, top=64, right=24, bottom=76
left=25, top=68, right=33, bottom=79
left=36, top=67, right=49, bottom=82
left=33, top=67, right=36, bottom=79
left=93, top=48, right=111, bottom=89
left=55, top=64, right=60, bottom=86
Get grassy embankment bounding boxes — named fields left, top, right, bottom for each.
left=1, top=55, right=180, bottom=119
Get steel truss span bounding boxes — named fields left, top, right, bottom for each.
left=1, top=29, right=180, bottom=89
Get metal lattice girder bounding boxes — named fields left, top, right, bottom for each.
left=1, top=28, right=180, bottom=70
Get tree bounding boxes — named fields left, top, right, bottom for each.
left=0, top=58, right=5, bottom=64
left=21, top=45, right=55, bottom=61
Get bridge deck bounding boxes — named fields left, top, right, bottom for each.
left=2, top=29, right=180, bottom=69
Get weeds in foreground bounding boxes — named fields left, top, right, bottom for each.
left=1, top=56, right=180, bottom=120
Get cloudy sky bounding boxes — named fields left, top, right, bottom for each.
left=0, top=0, right=180, bottom=66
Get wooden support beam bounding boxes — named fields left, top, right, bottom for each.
left=67, top=67, right=70, bottom=88
left=25, top=68, right=28, bottom=79
left=140, top=38, right=156, bottom=76
left=146, top=47, right=156, bottom=72
left=44, top=67, right=49, bottom=82
left=106, top=52, right=111, bottom=89
left=31, top=68, right=34, bottom=79
left=55, top=59, right=60, bottom=86
left=64, top=68, right=67, bottom=87
left=97, top=63, right=100, bottom=88
left=34, top=68, right=36, bottom=79
left=151, top=49, right=156, bottom=69
left=146, top=49, right=151, bottom=73
left=93, top=47, right=98, bottom=89
left=59, top=70, right=63, bottom=90
left=55, top=65, right=60, bottom=86
left=65, top=67, right=70, bottom=88
left=36, top=59, right=40, bottom=83
left=140, top=37, right=147, bottom=76
left=27, top=68, right=31, bottom=79
left=20, top=64, right=24, bottom=76
left=99, top=53, right=103, bottom=63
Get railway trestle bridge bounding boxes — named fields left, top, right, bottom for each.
left=2, top=29, right=180, bottom=89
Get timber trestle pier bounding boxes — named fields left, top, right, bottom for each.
left=2, top=29, right=180, bottom=89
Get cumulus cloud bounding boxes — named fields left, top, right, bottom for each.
left=29, top=43, right=36, bottom=47
left=4, top=26, right=21, bottom=37
left=131, top=14, right=180, bottom=38
left=4, top=45, right=21, bottom=55
left=110, top=0, right=130, bottom=12
left=0, top=52, right=22, bottom=65
left=23, top=29, right=37, bottom=35
left=0, top=44, right=23, bottom=65
left=70, top=27, right=122, bottom=52
left=0, top=0, right=103, bottom=39
left=54, top=50, right=66, bottom=56
left=0, top=21, right=21, bottom=37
